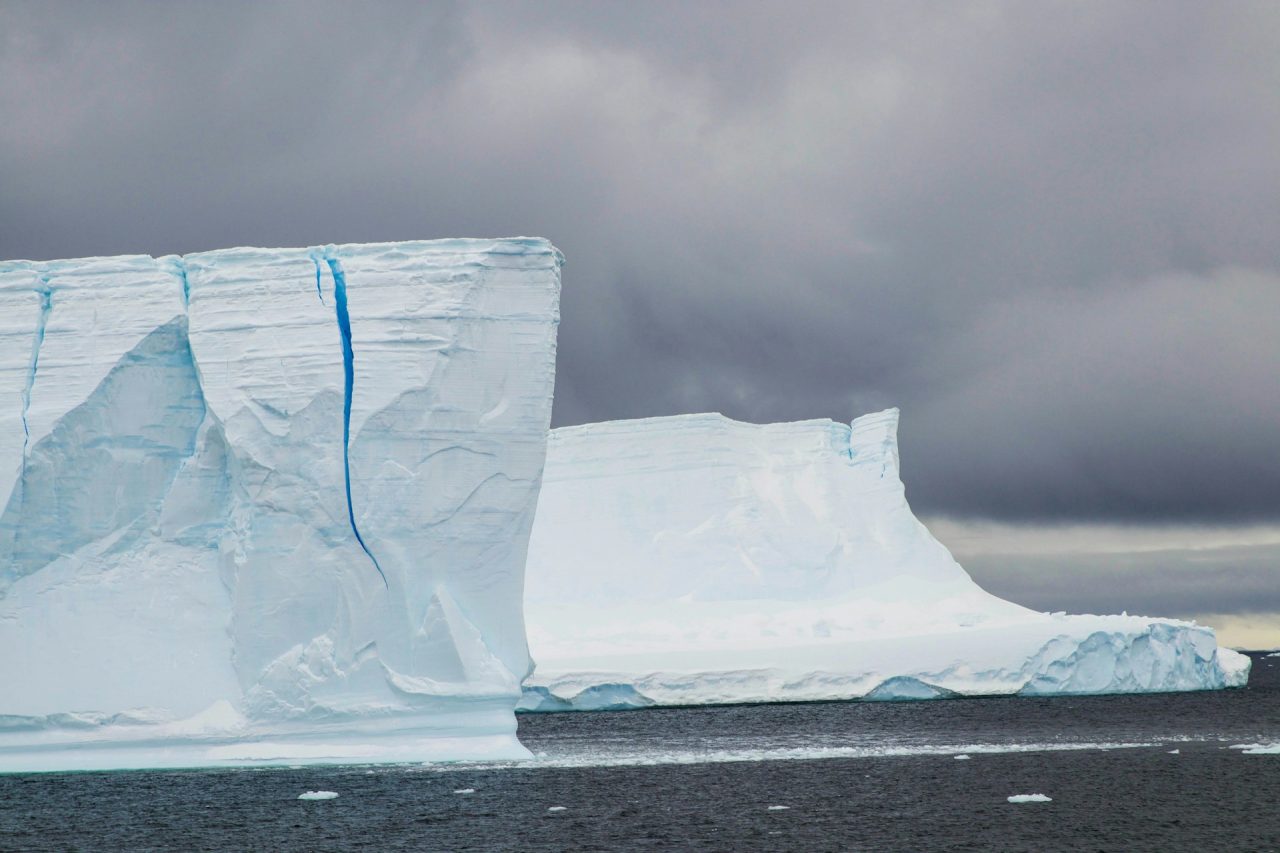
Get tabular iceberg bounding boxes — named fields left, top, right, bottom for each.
left=0, top=239, right=561, bottom=771
left=521, top=410, right=1249, bottom=710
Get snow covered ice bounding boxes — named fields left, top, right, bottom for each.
left=521, top=410, right=1250, bottom=710
left=1007, top=794, right=1052, bottom=804
left=298, top=791, right=340, bottom=801
left=0, top=239, right=561, bottom=772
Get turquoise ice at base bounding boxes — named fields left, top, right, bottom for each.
left=0, top=239, right=562, bottom=772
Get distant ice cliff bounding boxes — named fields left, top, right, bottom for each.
left=521, top=410, right=1249, bottom=710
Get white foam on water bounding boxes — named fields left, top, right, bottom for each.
left=767, top=805, right=790, bottom=811
left=415, top=740, right=1158, bottom=772
left=547, top=806, right=567, bottom=812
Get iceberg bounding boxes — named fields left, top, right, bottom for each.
left=0, top=239, right=561, bottom=771
left=521, top=410, right=1249, bottom=710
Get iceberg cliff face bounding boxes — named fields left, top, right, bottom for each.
left=0, top=239, right=561, bottom=771
left=522, top=409, right=1249, bottom=710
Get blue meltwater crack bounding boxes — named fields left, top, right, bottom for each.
left=326, top=253, right=388, bottom=588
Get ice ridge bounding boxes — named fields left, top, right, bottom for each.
left=20, top=276, right=52, bottom=450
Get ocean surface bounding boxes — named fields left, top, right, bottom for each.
left=2, top=653, right=1277, bottom=852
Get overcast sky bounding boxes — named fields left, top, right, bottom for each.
left=3, top=2, right=1277, bottom=640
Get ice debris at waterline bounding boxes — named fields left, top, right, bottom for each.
left=1007, top=794, right=1052, bottom=804
left=521, top=410, right=1249, bottom=711
left=1231, top=743, right=1280, bottom=755
left=0, top=239, right=562, bottom=772
left=298, top=791, right=340, bottom=801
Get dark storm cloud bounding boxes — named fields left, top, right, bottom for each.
left=2, top=1, right=1278, bottom=523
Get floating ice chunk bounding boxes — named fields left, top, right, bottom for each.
left=864, top=676, right=957, bottom=702
left=1168, top=749, right=1180, bottom=754
left=767, top=805, right=790, bottom=811
left=298, top=791, right=339, bottom=801
left=1007, top=794, right=1052, bottom=803
left=547, top=806, right=567, bottom=812
left=1232, top=743, right=1280, bottom=754
left=953, top=754, right=971, bottom=760
left=454, top=788, right=475, bottom=795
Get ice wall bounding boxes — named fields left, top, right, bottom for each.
left=522, top=410, right=1250, bottom=710
left=0, top=239, right=561, bottom=771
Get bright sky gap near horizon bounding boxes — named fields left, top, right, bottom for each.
left=2, top=2, right=1277, bottom=645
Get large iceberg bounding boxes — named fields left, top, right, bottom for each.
left=521, top=410, right=1249, bottom=710
left=0, top=239, right=562, bottom=771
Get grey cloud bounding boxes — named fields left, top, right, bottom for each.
left=960, top=542, right=1280, bottom=620
left=1, top=1, right=1278, bottom=524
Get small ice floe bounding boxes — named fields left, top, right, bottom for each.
left=453, top=788, right=475, bottom=795
left=1168, top=749, right=1180, bottom=755
left=1007, top=794, right=1052, bottom=803
left=298, top=791, right=339, bottom=801
left=953, top=754, right=971, bottom=760
left=1232, top=742, right=1280, bottom=754
left=548, top=806, right=568, bottom=812
left=767, top=805, right=790, bottom=811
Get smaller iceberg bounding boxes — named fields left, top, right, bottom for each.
left=522, top=410, right=1250, bottom=710
left=864, top=677, right=958, bottom=702
left=1007, top=794, right=1052, bottom=804
left=298, top=791, right=339, bottom=801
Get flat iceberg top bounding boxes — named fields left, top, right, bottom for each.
left=0, top=236, right=564, bottom=270
left=545, top=409, right=898, bottom=481
left=523, top=408, right=1249, bottom=710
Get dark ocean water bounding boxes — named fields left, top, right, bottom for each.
left=2, top=653, right=1277, bottom=852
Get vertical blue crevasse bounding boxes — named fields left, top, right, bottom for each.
left=20, top=275, right=54, bottom=470
left=325, top=252, right=387, bottom=588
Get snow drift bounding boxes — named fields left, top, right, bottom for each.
left=0, top=239, right=561, bottom=771
left=521, top=410, right=1249, bottom=710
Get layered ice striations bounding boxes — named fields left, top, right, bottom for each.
left=521, top=409, right=1249, bottom=711
left=0, top=239, right=562, bottom=771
